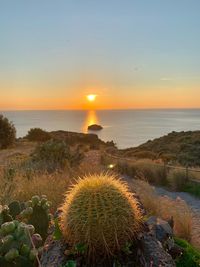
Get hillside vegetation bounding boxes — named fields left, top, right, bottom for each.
left=119, top=131, right=200, bottom=167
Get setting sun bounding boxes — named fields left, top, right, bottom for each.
left=87, top=94, right=97, bottom=102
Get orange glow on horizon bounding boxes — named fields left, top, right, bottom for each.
left=1, top=86, right=200, bottom=110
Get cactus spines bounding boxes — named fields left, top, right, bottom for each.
left=60, top=173, right=142, bottom=261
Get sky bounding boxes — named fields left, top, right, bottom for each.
left=1, top=0, right=200, bottom=110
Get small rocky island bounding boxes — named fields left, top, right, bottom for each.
left=88, top=124, right=103, bottom=131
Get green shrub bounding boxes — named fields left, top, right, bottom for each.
left=0, top=115, right=16, bottom=149
left=60, top=173, right=142, bottom=262
left=31, top=140, right=72, bottom=172
left=31, top=139, right=83, bottom=172
left=26, top=128, right=51, bottom=142
left=183, top=182, right=200, bottom=198
left=175, top=238, right=200, bottom=267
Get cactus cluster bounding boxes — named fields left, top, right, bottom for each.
left=60, top=173, right=142, bottom=261
left=0, top=220, right=43, bottom=267
left=20, top=195, right=51, bottom=239
left=0, top=206, right=13, bottom=226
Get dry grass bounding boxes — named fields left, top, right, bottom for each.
left=116, top=159, right=168, bottom=186
left=14, top=172, right=71, bottom=211
left=131, top=179, right=192, bottom=241
left=0, top=167, right=72, bottom=211
left=167, top=169, right=188, bottom=191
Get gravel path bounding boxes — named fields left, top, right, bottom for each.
left=154, top=187, right=200, bottom=214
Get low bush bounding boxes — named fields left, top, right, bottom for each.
left=0, top=114, right=16, bottom=149
left=26, top=128, right=51, bottom=142
left=31, top=140, right=83, bottom=172
left=175, top=237, right=200, bottom=267
left=183, top=182, right=200, bottom=198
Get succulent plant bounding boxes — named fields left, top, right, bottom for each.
left=19, top=195, right=51, bottom=239
left=0, top=206, right=13, bottom=226
left=8, top=201, right=22, bottom=219
left=60, top=173, right=142, bottom=261
left=0, top=220, right=43, bottom=267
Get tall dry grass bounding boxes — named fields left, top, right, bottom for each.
left=116, top=159, right=168, bottom=186
left=0, top=166, right=72, bottom=211
left=130, top=179, right=192, bottom=241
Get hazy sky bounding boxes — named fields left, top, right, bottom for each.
left=1, top=0, right=200, bottom=110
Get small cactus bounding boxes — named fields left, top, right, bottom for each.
left=20, top=195, right=51, bottom=239
left=60, top=173, right=142, bottom=261
left=0, top=220, right=43, bottom=267
left=0, top=205, right=13, bottom=226
left=8, top=201, right=22, bottom=219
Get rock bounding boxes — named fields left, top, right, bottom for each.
left=88, top=124, right=103, bottom=131
left=40, top=236, right=68, bottom=267
left=138, top=232, right=176, bottom=267
left=141, top=216, right=176, bottom=266
left=146, top=216, right=173, bottom=244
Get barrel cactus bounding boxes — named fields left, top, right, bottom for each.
left=60, top=173, right=142, bottom=261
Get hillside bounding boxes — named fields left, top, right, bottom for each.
left=119, top=131, right=200, bottom=166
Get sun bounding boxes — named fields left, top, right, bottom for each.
left=87, top=94, right=97, bottom=102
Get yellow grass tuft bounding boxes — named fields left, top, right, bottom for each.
left=131, top=179, right=192, bottom=241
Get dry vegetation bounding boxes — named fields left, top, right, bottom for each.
left=130, top=179, right=193, bottom=242
left=0, top=167, right=72, bottom=211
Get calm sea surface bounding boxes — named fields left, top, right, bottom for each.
left=1, top=109, right=200, bottom=149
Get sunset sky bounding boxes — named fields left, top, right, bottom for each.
left=1, top=1, right=200, bottom=110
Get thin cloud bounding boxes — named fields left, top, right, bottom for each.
left=161, top=76, right=200, bottom=81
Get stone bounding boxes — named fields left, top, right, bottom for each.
left=146, top=216, right=173, bottom=244
left=138, top=232, right=176, bottom=267
left=88, top=124, right=103, bottom=131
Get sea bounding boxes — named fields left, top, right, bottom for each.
left=1, top=109, right=200, bottom=149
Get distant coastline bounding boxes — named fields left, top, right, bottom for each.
left=1, top=109, right=200, bottom=149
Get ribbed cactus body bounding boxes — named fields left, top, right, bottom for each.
left=60, top=174, right=142, bottom=259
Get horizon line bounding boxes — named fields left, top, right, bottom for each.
left=1, top=107, right=200, bottom=112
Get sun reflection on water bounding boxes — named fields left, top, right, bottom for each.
left=82, top=110, right=99, bottom=133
